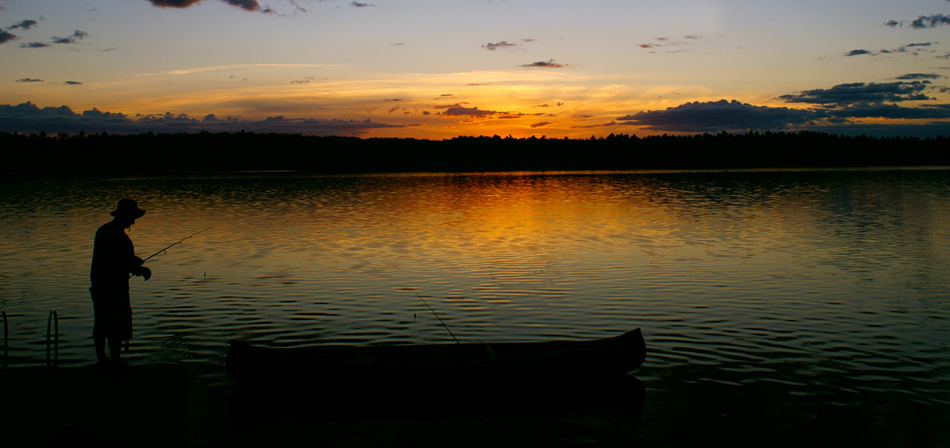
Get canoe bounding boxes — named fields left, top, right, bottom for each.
left=225, top=329, right=646, bottom=421
left=226, top=328, right=645, bottom=389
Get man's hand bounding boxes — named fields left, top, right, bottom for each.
left=140, top=266, right=152, bottom=281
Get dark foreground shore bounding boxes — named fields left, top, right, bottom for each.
left=1, top=364, right=650, bottom=448
left=1, top=365, right=190, bottom=447
left=3, top=362, right=947, bottom=447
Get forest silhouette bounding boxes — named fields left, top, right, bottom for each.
left=1, top=130, right=948, bottom=174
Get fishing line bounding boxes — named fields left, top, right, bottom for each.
left=415, top=292, right=460, bottom=344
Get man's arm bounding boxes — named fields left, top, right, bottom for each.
left=129, top=256, right=152, bottom=281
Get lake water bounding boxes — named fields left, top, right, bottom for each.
left=2, top=169, right=949, bottom=444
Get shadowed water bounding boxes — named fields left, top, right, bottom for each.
left=1, top=169, right=949, bottom=444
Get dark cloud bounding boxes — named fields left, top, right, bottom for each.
left=147, top=0, right=270, bottom=13
left=482, top=41, right=517, bottom=51
left=0, top=30, right=16, bottom=44
left=779, top=81, right=931, bottom=105
left=467, top=83, right=489, bottom=86
left=0, top=101, right=409, bottom=136
left=20, top=42, right=49, bottom=48
left=845, top=49, right=874, bottom=57
left=885, top=14, right=950, bottom=29
left=910, top=14, right=950, bottom=29
left=147, top=0, right=203, bottom=7
left=351, top=1, right=377, bottom=7
left=435, top=105, right=524, bottom=120
left=896, top=73, right=944, bottom=80
left=64, top=81, right=83, bottom=85
left=9, top=20, right=38, bottom=30
left=16, top=78, right=44, bottom=83
left=612, top=97, right=950, bottom=134
left=571, top=121, right=621, bottom=129
left=530, top=121, right=552, bottom=128
left=52, top=30, right=88, bottom=44
left=829, top=103, right=950, bottom=120
left=223, top=0, right=262, bottom=11
left=440, top=107, right=498, bottom=118
left=520, top=59, right=567, bottom=68
left=616, top=100, right=819, bottom=132
left=638, top=36, right=700, bottom=52
left=878, top=42, right=939, bottom=56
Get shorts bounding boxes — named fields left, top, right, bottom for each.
left=90, top=287, right=133, bottom=341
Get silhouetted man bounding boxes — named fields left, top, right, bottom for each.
left=90, top=199, right=151, bottom=374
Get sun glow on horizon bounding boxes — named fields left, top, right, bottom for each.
left=2, top=0, right=949, bottom=139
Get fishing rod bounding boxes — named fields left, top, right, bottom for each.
left=415, top=292, right=460, bottom=344
left=129, top=227, right=213, bottom=278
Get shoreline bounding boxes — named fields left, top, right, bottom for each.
left=2, top=130, right=949, bottom=175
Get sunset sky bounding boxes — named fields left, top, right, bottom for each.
left=2, top=0, right=950, bottom=138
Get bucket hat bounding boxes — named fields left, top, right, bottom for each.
left=110, top=199, right=146, bottom=219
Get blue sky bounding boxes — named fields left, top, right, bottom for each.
left=2, top=0, right=950, bottom=138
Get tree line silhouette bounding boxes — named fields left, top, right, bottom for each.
left=1, top=130, right=948, bottom=174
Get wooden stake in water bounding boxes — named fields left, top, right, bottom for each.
left=415, top=292, right=460, bottom=344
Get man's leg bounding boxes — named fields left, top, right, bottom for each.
left=94, top=335, right=110, bottom=374
left=91, top=289, right=110, bottom=369
left=94, top=336, right=108, bottom=362
left=108, top=337, right=122, bottom=365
